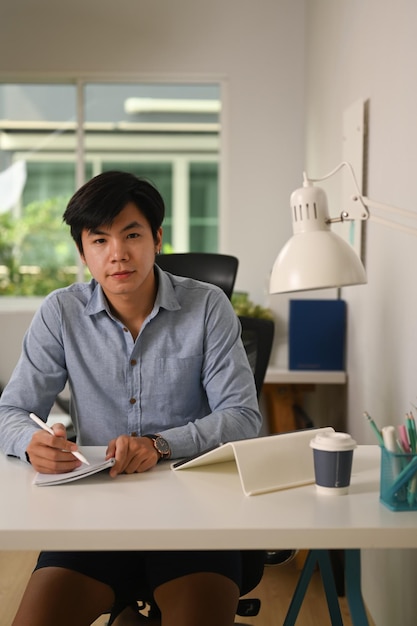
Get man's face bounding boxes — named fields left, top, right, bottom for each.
left=80, top=202, right=162, bottom=302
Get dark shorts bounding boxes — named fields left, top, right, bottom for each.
left=35, top=550, right=263, bottom=609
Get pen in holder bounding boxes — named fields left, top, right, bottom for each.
left=380, top=446, right=417, bottom=511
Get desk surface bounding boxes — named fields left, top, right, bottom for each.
left=1, top=446, right=416, bottom=551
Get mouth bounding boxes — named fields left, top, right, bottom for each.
left=110, top=270, right=134, bottom=280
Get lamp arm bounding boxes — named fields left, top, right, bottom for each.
left=359, top=196, right=417, bottom=221
left=357, top=195, right=417, bottom=238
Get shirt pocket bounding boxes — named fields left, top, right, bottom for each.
left=141, top=354, right=206, bottom=422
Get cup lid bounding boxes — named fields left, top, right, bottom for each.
left=309, top=431, right=357, bottom=452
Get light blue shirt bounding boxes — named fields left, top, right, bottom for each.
left=0, top=266, right=262, bottom=462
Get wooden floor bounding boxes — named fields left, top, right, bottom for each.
left=0, top=551, right=372, bottom=625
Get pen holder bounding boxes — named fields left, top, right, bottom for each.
left=380, top=446, right=417, bottom=511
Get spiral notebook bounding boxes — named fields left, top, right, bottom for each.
left=172, top=427, right=335, bottom=496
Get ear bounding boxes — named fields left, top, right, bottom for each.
left=155, top=227, right=163, bottom=253
left=77, top=247, right=87, bottom=265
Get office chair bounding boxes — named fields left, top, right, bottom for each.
left=155, top=252, right=238, bottom=300
left=239, top=315, right=274, bottom=397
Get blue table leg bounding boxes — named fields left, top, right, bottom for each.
left=283, top=549, right=369, bottom=626
left=283, top=550, right=343, bottom=625
left=344, top=549, right=369, bottom=626
left=283, top=550, right=317, bottom=625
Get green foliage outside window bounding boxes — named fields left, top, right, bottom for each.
left=0, top=197, right=81, bottom=296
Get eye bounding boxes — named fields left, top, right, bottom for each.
left=127, top=232, right=140, bottom=239
left=92, top=237, right=106, bottom=245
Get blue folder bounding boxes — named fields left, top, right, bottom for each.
left=289, top=299, right=346, bottom=371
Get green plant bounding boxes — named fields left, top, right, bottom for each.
left=231, top=292, right=274, bottom=320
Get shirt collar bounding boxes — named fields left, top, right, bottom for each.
left=153, top=264, right=181, bottom=312
left=83, top=265, right=181, bottom=318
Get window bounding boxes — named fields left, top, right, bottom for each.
left=0, top=81, right=220, bottom=296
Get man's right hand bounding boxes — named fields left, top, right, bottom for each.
left=26, top=423, right=82, bottom=474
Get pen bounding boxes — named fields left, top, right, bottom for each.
left=363, top=411, right=384, bottom=446
left=407, top=413, right=417, bottom=453
left=406, top=412, right=417, bottom=505
left=408, top=474, right=417, bottom=506
left=398, top=424, right=411, bottom=453
left=29, top=413, right=89, bottom=465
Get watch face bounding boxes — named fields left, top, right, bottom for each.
left=155, top=436, right=170, bottom=456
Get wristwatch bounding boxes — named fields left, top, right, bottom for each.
left=143, top=434, right=171, bottom=460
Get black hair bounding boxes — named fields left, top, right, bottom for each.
left=63, top=171, right=165, bottom=254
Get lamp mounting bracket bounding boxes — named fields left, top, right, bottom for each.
left=303, top=161, right=370, bottom=223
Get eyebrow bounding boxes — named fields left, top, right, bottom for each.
left=87, top=221, right=145, bottom=237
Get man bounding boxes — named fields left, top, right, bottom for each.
left=0, top=171, right=263, bottom=626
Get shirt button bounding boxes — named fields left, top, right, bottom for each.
left=130, top=359, right=137, bottom=366
left=129, top=398, right=136, bottom=405
left=131, top=431, right=138, bottom=437
left=123, top=327, right=129, bottom=333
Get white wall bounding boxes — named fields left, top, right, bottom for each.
left=305, top=1, right=417, bottom=624
left=0, top=301, right=41, bottom=386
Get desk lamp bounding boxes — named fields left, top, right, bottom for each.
left=270, top=161, right=416, bottom=294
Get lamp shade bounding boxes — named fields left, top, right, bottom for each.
left=270, top=183, right=367, bottom=293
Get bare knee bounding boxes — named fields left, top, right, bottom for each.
left=154, top=571, right=239, bottom=626
left=12, top=566, right=115, bottom=626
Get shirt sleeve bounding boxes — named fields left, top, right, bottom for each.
left=0, top=296, right=68, bottom=461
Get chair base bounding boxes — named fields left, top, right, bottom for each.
left=235, top=599, right=260, bottom=626
left=264, top=549, right=297, bottom=566
left=236, top=597, right=261, bottom=617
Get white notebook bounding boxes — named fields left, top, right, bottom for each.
left=33, top=447, right=115, bottom=486
left=172, top=427, right=335, bottom=496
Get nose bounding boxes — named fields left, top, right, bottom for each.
left=110, top=239, right=129, bottom=261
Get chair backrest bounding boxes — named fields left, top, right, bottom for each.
left=239, top=316, right=275, bottom=398
left=155, top=252, right=238, bottom=300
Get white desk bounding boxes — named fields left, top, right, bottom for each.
left=0, top=445, right=416, bottom=551
left=1, top=446, right=416, bottom=625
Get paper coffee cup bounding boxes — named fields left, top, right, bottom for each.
left=309, top=432, right=357, bottom=495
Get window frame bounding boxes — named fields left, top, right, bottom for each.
left=0, top=77, right=225, bottom=304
